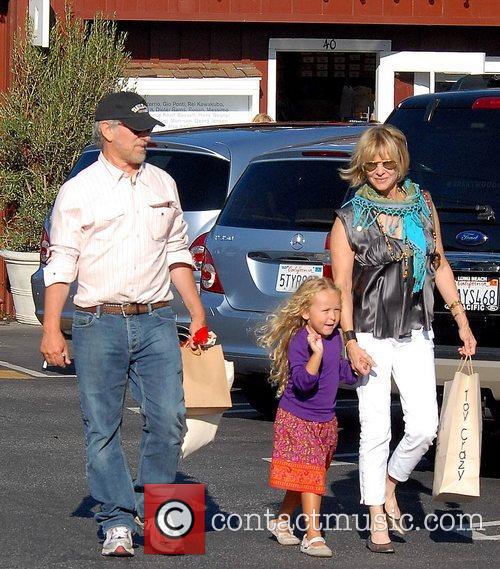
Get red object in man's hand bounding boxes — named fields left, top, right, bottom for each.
left=192, top=326, right=209, bottom=346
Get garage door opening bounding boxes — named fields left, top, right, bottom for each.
left=276, top=51, right=376, bottom=122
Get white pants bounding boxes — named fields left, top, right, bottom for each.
left=356, top=328, right=439, bottom=506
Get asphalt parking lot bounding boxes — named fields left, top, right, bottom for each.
left=0, top=322, right=498, bottom=569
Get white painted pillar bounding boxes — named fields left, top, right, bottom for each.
left=376, top=52, right=396, bottom=123
left=267, top=51, right=277, bottom=119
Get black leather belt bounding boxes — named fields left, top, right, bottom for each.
left=75, top=301, right=170, bottom=316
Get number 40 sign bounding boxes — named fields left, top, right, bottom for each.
left=323, top=39, right=337, bottom=51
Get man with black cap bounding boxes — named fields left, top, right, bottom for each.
left=41, top=91, right=206, bottom=556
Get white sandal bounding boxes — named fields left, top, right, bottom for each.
left=300, top=536, right=333, bottom=558
left=267, top=519, right=300, bottom=546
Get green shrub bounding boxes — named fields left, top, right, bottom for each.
left=0, top=7, right=130, bottom=251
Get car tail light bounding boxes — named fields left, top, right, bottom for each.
left=472, top=97, right=500, bottom=110
left=189, top=232, right=209, bottom=271
left=40, top=228, right=51, bottom=264
left=323, top=232, right=332, bottom=279
left=201, top=247, right=224, bottom=294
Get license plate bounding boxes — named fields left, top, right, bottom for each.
left=276, top=264, right=323, bottom=292
left=454, top=276, right=499, bottom=311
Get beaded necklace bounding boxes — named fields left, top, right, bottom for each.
left=376, top=217, right=411, bottom=279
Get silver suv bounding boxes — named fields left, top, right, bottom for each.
left=31, top=123, right=368, bottom=333
left=200, top=140, right=355, bottom=414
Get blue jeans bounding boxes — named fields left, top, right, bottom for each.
left=72, top=305, right=185, bottom=533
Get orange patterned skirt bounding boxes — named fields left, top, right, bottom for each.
left=269, top=408, right=338, bottom=495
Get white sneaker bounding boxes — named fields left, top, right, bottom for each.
left=101, top=526, right=134, bottom=557
left=268, top=518, right=300, bottom=546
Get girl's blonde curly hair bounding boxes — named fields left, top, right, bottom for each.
left=257, top=277, right=341, bottom=397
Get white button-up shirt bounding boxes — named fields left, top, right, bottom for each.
left=44, top=153, right=193, bottom=307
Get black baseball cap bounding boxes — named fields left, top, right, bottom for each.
left=94, top=91, right=164, bottom=131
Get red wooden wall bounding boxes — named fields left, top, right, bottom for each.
left=58, top=0, right=500, bottom=26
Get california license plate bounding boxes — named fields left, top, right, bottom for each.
left=276, top=264, right=323, bottom=292
left=455, top=275, right=499, bottom=311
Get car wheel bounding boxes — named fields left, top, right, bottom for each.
left=240, top=374, right=279, bottom=420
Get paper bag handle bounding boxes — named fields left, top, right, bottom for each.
left=181, top=344, right=203, bottom=356
left=457, top=355, right=474, bottom=375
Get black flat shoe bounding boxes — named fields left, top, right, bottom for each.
left=366, top=537, right=395, bottom=554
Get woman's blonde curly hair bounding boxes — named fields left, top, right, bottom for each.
left=257, top=277, right=341, bottom=397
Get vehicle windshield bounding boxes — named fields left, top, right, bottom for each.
left=388, top=107, right=500, bottom=222
left=68, top=148, right=230, bottom=212
left=218, top=159, right=350, bottom=231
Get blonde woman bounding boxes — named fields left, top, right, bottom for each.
left=259, top=277, right=357, bottom=558
left=330, top=125, right=476, bottom=553
left=251, top=112, right=275, bottom=123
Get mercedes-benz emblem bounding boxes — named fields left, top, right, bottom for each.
left=291, top=233, right=305, bottom=250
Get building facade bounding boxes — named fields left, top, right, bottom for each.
left=2, top=2, right=500, bottom=123
left=0, top=0, right=499, bottom=316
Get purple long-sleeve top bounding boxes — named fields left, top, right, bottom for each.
left=279, top=327, right=358, bottom=422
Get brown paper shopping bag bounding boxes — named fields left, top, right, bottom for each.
left=432, top=357, right=482, bottom=502
left=181, top=360, right=235, bottom=459
left=181, top=344, right=232, bottom=416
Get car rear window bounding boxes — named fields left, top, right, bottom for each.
left=387, top=107, right=500, bottom=217
left=69, top=149, right=230, bottom=212
left=218, top=159, right=350, bottom=231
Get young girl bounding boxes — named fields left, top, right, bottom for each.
left=259, top=277, right=357, bottom=558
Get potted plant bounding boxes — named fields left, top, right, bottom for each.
left=0, top=7, right=130, bottom=324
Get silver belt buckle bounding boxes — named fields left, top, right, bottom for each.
left=120, top=303, right=132, bottom=317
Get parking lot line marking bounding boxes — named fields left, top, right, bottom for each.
left=450, top=520, right=500, bottom=541
left=0, top=360, right=46, bottom=377
left=0, top=360, right=77, bottom=378
left=0, top=369, right=32, bottom=379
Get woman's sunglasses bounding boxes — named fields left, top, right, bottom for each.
left=363, top=160, right=397, bottom=172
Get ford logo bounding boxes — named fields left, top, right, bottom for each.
left=291, top=233, right=305, bottom=250
left=455, top=230, right=488, bottom=246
